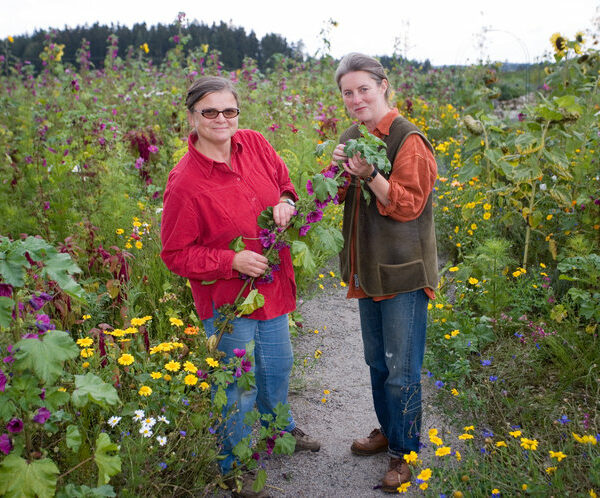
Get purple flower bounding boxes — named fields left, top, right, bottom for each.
left=241, top=359, right=252, bottom=373
left=305, top=180, right=314, bottom=195
left=489, top=376, right=498, bottom=382
left=134, top=157, right=144, bottom=169
left=299, top=224, right=311, bottom=237
left=28, top=292, right=52, bottom=311
left=35, top=314, right=55, bottom=332
left=173, top=35, right=180, bottom=44
left=0, top=370, right=6, bottom=392
left=434, top=380, right=444, bottom=388
left=259, top=229, right=277, bottom=248
left=0, top=284, right=12, bottom=298
left=481, top=359, right=492, bottom=366
left=6, top=418, right=23, bottom=433
left=233, top=348, right=246, bottom=358
left=148, top=145, right=159, bottom=154
left=557, top=415, right=570, bottom=425
left=517, top=113, right=526, bottom=122
left=32, top=407, right=51, bottom=424
left=306, top=210, right=323, bottom=224
left=0, top=434, right=12, bottom=455
left=234, top=367, right=242, bottom=378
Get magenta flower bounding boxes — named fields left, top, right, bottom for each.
left=0, top=370, right=6, bottom=392
left=234, top=367, right=242, bottom=378
left=0, top=434, right=12, bottom=455
left=299, top=225, right=311, bottom=237
left=259, top=229, right=276, bottom=248
left=0, top=284, right=12, bottom=298
left=241, top=359, right=252, bottom=373
left=306, top=210, right=323, bottom=224
left=233, top=348, right=246, bottom=358
left=305, top=180, right=314, bottom=196
left=6, top=418, right=23, bottom=433
left=33, top=407, right=51, bottom=424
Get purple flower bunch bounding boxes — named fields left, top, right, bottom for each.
left=232, top=348, right=252, bottom=378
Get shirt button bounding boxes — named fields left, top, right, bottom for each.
left=236, top=178, right=241, bottom=182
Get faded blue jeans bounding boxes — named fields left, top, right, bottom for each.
left=202, top=311, right=295, bottom=473
left=358, top=289, right=429, bottom=457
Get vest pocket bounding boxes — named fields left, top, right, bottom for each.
left=377, top=260, right=428, bottom=294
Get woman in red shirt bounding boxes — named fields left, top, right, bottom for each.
left=160, top=76, right=319, bottom=485
left=331, top=54, right=438, bottom=492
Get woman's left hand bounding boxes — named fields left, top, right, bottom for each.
left=342, top=153, right=374, bottom=178
left=273, top=201, right=296, bottom=227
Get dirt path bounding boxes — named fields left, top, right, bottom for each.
left=260, top=279, right=444, bottom=497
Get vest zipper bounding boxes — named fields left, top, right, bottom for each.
left=354, top=273, right=359, bottom=288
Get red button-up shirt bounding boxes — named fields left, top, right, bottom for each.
left=160, top=129, right=298, bottom=320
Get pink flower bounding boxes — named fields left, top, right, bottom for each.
left=233, top=348, right=246, bottom=358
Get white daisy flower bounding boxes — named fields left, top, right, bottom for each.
left=157, top=435, right=167, bottom=446
left=158, top=416, right=170, bottom=424
left=133, top=410, right=145, bottom=421
left=107, top=416, right=121, bottom=428
left=139, top=426, right=153, bottom=438
left=142, top=417, right=156, bottom=428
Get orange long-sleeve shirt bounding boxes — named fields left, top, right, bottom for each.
left=341, top=109, right=437, bottom=301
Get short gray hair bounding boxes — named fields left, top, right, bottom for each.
left=185, top=76, right=239, bottom=111
left=335, top=53, right=390, bottom=101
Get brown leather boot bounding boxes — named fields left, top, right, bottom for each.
left=381, top=457, right=412, bottom=493
left=350, top=428, right=388, bottom=455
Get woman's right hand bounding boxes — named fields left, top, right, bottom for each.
left=232, top=250, right=268, bottom=278
left=332, top=144, right=348, bottom=163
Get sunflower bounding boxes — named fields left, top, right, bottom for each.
left=550, top=33, right=567, bottom=55
left=575, top=31, right=585, bottom=44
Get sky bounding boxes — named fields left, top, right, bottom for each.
left=1, top=0, right=599, bottom=65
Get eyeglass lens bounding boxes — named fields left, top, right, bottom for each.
left=200, top=108, right=239, bottom=119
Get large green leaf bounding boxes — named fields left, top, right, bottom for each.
left=0, top=454, right=59, bottom=498
left=56, top=484, right=116, bottom=497
left=72, top=373, right=119, bottom=409
left=309, top=225, right=343, bottom=255
left=236, top=289, right=265, bottom=317
left=290, top=240, right=316, bottom=273
left=13, top=331, right=79, bottom=384
left=66, top=425, right=82, bottom=453
left=0, top=296, right=14, bottom=329
left=0, top=237, right=29, bottom=287
left=94, top=433, right=121, bottom=487
left=311, top=174, right=339, bottom=202
left=41, top=252, right=84, bottom=300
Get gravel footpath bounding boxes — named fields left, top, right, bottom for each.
left=256, top=278, right=445, bottom=497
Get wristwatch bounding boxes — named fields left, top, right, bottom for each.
left=364, top=167, right=379, bottom=183
left=282, top=198, right=296, bottom=207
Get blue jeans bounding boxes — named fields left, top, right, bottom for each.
left=202, top=311, right=295, bottom=473
left=358, top=289, right=429, bottom=457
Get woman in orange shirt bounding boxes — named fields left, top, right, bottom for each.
left=332, top=53, right=438, bottom=493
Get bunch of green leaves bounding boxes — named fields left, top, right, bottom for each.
left=343, top=124, right=391, bottom=174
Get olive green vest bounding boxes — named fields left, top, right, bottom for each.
left=339, top=116, right=439, bottom=296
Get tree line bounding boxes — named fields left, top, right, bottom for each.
left=5, top=20, right=303, bottom=72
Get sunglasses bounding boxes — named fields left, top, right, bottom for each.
left=194, top=108, right=240, bottom=119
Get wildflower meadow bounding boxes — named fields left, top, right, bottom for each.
left=0, top=14, right=599, bottom=497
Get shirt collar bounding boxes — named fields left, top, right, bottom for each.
left=187, top=131, right=243, bottom=175
left=372, top=108, right=400, bottom=138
